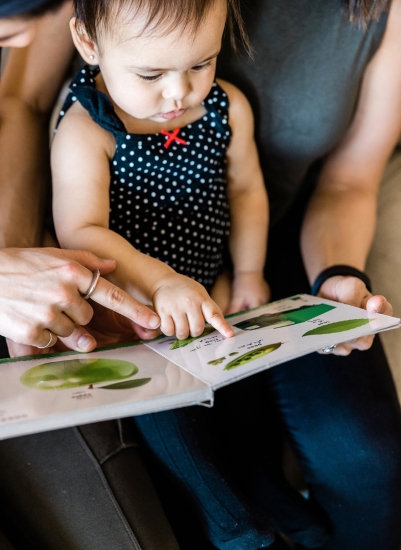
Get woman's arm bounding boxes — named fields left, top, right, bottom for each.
left=301, top=0, right=401, bottom=354
left=0, top=1, right=75, bottom=247
left=218, top=79, right=270, bottom=313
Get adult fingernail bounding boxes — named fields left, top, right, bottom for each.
left=77, top=334, right=96, bottom=351
left=148, top=315, right=160, bottom=329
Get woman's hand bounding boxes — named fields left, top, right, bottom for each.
left=152, top=273, right=234, bottom=340
left=6, top=302, right=161, bottom=358
left=0, top=248, right=160, bottom=353
left=318, top=275, right=393, bottom=355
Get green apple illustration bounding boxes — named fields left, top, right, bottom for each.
left=20, top=358, right=139, bottom=390
left=224, top=343, right=282, bottom=370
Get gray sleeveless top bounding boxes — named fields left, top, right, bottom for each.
left=217, top=0, right=388, bottom=224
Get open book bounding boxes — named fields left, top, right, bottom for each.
left=0, top=294, right=399, bottom=440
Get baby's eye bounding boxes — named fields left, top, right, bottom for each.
left=192, top=61, right=212, bottom=72
left=137, top=74, right=162, bottom=82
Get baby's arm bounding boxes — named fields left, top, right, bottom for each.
left=217, top=80, right=270, bottom=314
left=51, top=105, right=233, bottom=339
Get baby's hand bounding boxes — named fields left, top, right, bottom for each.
left=152, top=273, right=234, bottom=340
left=226, top=272, right=270, bottom=314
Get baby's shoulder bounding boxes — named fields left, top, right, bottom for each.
left=53, top=101, right=115, bottom=156
left=56, top=101, right=101, bottom=134
left=215, top=79, right=254, bottom=128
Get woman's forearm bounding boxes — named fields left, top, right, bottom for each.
left=300, top=182, right=377, bottom=284
left=0, top=2, right=75, bottom=248
left=0, top=97, right=49, bottom=247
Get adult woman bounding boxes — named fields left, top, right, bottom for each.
left=133, top=0, right=401, bottom=548
left=0, top=0, right=161, bottom=355
left=0, top=2, right=182, bottom=549
left=1, top=0, right=401, bottom=549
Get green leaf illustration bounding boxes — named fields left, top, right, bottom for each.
left=207, top=357, right=226, bottom=366
left=225, top=343, right=282, bottom=370
left=229, top=352, right=239, bottom=356
left=302, top=318, right=374, bottom=336
left=98, top=378, right=151, bottom=390
left=169, top=326, right=216, bottom=350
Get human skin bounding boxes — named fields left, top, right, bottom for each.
left=0, top=248, right=161, bottom=351
left=0, top=3, right=162, bottom=355
left=300, top=0, right=401, bottom=355
left=0, top=3, right=75, bottom=250
left=206, top=0, right=401, bottom=355
left=2, top=0, right=401, bottom=356
left=52, top=0, right=269, bottom=340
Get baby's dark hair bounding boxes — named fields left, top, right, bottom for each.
left=73, top=0, right=251, bottom=54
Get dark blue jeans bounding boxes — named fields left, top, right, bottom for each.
left=135, top=198, right=401, bottom=549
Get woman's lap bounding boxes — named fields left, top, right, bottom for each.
left=266, top=186, right=401, bottom=546
left=136, top=337, right=401, bottom=549
left=265, top=336, right=401, bottom=549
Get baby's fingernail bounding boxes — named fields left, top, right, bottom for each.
left=77, top=334, right=96, bottom=351
left=102, top=258, right=116, bottom=264
left=148, top=315, right=160, bottom=329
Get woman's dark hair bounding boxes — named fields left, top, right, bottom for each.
left=74, top=0, right=251, bottom=54
left=0, top=0, right=66, bottom=19
left=24, top=0, right=67, bottom=17
left=346, top=0, right=391, bottom=25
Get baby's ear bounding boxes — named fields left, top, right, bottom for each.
left=69, top=17, right=98, bottom=65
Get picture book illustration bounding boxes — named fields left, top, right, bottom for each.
left=222, top=343, right=282, bottom=370
left=145, top=294, right=400, bottom=389
left=233, top=303, right=335, bottom=331
left=164, top=327, right=216, bottom=350
left=0, top=344, right=210, bottom=440
left=0, top=294, right=399, bottom=440
left=302, top=319, right=373, bottom=336
left=20, top=358, right=151, bottom=391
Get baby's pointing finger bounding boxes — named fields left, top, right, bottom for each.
left=201, top=301, right=234, bottom=338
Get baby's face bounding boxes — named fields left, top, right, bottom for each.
left=91, top=0, right=226, bottom=124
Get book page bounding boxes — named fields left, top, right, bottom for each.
left=0, top=343, right=210, bottom=440
left=145, top=294, right=400, bottom=389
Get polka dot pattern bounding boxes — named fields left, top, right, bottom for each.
left=58, top=66, right=232, bottom=291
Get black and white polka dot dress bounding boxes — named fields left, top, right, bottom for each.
left=58, top=66, right=232, bottom=291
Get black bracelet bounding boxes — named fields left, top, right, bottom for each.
left=311, top=265, right=372, bottom=296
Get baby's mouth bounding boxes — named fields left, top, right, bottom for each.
left=159, top=108, right=186, bottom=120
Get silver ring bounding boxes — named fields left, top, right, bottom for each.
left=37, top=330, right=54, bottom=349
left=81, top=269, right=101, bottom=300
left=322, top=344, right=337, bottom=354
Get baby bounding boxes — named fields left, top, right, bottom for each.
left=52, top=0, right=269, bottom=340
